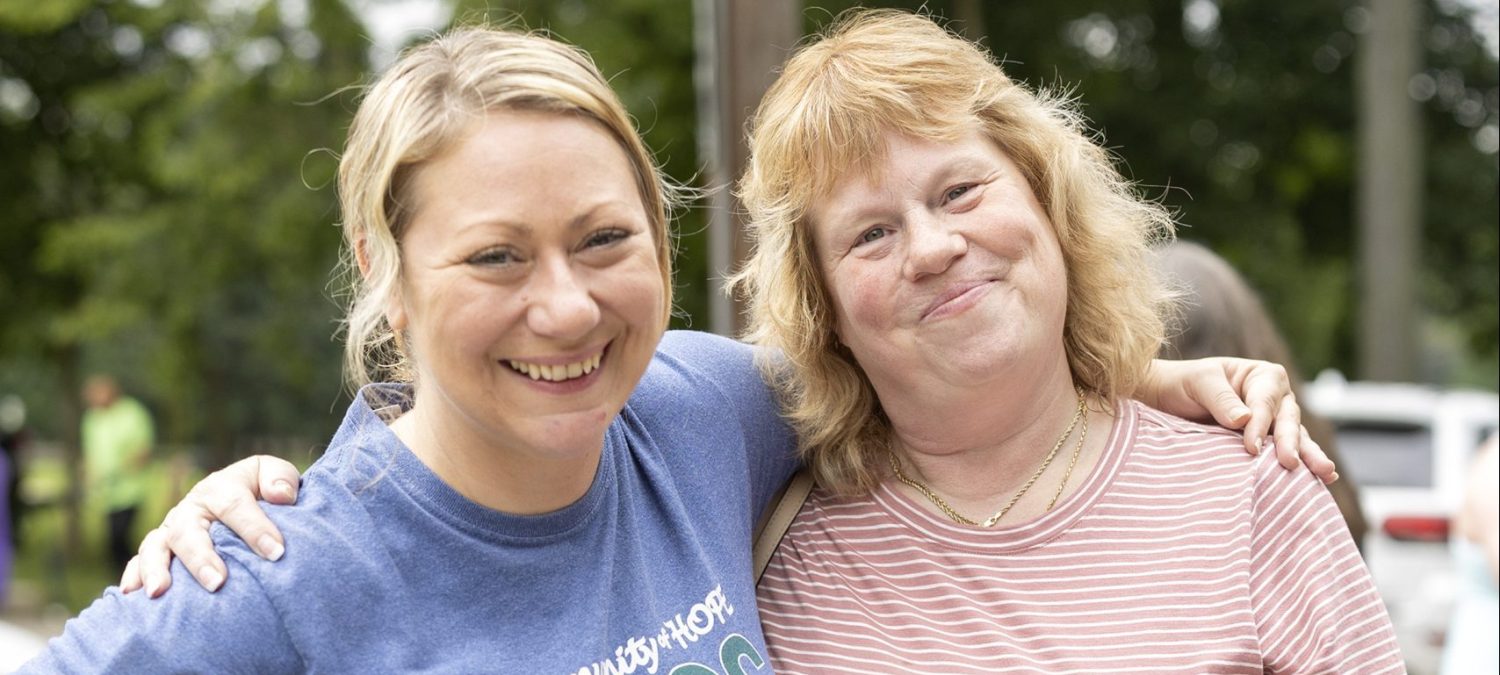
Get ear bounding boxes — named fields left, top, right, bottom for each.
left=355, top=234, right=409, bottom=332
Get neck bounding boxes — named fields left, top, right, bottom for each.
left=390, top=398, right=603, bottom=515
left=881, top=359, right=1108, bottom=524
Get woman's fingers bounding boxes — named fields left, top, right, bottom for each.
left=1299, top=424, right=1339, bottom=484
left=160, top=507, right=227, bottom=593
left=197, top=460, right=288, bottom=561
left=126, top=455, right=300, bottom=597
left=253, top=455, right=302, bottom=506
left=133, top=525, right=177, bottom=597
left=1271, top=389, right=1304, bottom=470
left=119, top=554, right=144, bottom=594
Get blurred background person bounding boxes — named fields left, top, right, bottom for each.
left=80, top=376, right=154, bottom=573
left=0, top=394, right=25, bottom=606
left=1441, top=432, right=1498, bottom=674
left=1155, top=240, right=1369, bottom=550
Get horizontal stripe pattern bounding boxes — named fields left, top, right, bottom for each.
left=757, top=401, right=1404, bottom=674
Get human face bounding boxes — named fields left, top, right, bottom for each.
left=391, top=110, right=666, bottom=461
left=809, top=128, right=1070, bottom=405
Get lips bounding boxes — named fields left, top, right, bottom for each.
left=921, top=279, right=995, bottom=321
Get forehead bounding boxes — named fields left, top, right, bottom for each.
left=810, top=129, right=1006, bottom=226
left=406, top=110, right=646, bottom=233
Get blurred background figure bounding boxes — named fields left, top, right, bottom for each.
left=1441, top=432, right=1498, bottom=674
left=0, top=394, right=26, bottom=606
left=1156, top=240, right=1370, bottom=549
left=80, top=376, right=154, bottom=573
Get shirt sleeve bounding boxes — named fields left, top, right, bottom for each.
left=1248, top=453, right=1405, bottom=673
left=655, top=331, right=801, bottom=511
left=19, top=555, right=302, bottom=673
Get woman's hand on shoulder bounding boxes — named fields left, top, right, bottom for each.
left=120, top=455, right=303, bottom=597
left=1139, top=357, right=1339, bottom=484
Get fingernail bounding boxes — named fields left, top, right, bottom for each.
left=200, top=566, right=224, bottom=591
left=1231, top=406, right=1250, bottom=420
left=147, top=573, right=166, bottom=597
left=1329, top=471, right=1340, bottom=484
left=1248, top=436, right=1261, bottom=455
left=258, top=535, right=285, bottom=561
left=274, top=479, right=297, bottom=501
left=1260, top=437, right=1274, bottom=455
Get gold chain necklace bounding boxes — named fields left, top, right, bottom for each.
left=889, top=389, right=1087, bottom=527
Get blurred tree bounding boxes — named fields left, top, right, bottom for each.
left=1, top=0, right=369, bottom=473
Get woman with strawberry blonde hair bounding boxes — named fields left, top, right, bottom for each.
left=734, top=10, right=1399, bottom=672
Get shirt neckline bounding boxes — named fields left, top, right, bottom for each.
left=326, top=383, right=617, bottom=544
left=871, top=399, right=1139, bottom=554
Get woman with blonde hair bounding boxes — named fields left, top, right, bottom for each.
left=732, top=10, right=1400, bottom=671
left=25, top=26, right=802, bottom=671
left=90, top=16, right=1331, bottom=672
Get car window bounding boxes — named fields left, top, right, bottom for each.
left=1334, top=421, right=1433, bottom=488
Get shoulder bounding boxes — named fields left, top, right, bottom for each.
left=634, top=331, right=775, bottom=411
left=654, top=330, right=761, bottom=376
left=1128, top=400, right=1251, bottom=464
left=208, top=427, right=396, bottom=593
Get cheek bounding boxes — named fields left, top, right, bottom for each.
left=599, top=253, right=669, bottom=327
left=833, top=269, right=897, bottom=335
left=413, top=284, right=517, bottom=360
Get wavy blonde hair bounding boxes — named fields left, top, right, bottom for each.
left=337, top=26, right=677, bottom=390
left=729, top=9, right=1175, bottom=494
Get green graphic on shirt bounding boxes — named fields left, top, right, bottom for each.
left=666, top=633, right=768, bottom=675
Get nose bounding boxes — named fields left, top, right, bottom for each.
left=526, top=257, right=601, bottom=340
left=902, top=211, right=967, bottom=280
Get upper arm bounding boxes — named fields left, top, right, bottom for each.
left=22, top=556, right=301, bottom=673
left=654, top=332, right=801, bottom=514
left=1247, top=456, right=1403, bottom=672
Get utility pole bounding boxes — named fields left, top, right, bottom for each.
left=693, top=0, right=800, bottom=335
left=1357, top=0, right=1423, bottom=382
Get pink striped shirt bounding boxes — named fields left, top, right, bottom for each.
left=756, top=400, right=1403, bottom=673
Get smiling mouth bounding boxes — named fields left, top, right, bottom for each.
left=506, top=352, right=603, bottom=382
left=922, top=280, right=995, bottom=321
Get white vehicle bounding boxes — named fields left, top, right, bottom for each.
left=1304, top=371, right=1498, bottom=675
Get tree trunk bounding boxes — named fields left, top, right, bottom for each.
left=1357, top=0, right=1423, bottom=382
left=694, top=0, right=801, bottom=336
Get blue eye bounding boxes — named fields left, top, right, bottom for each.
left=467, top=247, right=518, bottom=266
left=945, top=184, right=974, bottom=202
left=857, top=226, right=889, bottom=246
left=584, top=229, right=629, bottom=249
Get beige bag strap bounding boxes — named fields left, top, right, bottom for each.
left=752, top=467, right=816, bottom=586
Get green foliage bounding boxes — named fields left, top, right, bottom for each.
left=0, top=0, right=93, bottom=34
left=2, top=0, right=366, bottom=459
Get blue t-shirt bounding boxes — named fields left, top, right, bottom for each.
left=25, top=331, right=799, bottom=674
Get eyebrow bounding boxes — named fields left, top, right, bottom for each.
left=820, top=152, right=998, bottom=230
left=450, top=200, right=642, bottom=237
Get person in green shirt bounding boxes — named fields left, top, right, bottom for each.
left=81, top=375, right=154, bottom=571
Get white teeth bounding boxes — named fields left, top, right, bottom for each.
left=506, top=352, right=604, bottom=382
